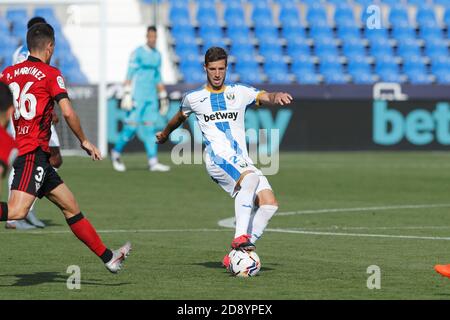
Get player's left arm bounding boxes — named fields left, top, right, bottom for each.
left=155, top=53, right=169, bottom=115
left=58, top=98, right=102, bottom=161
left=257, top=91, right=293, bottom=106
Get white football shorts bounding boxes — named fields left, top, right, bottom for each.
left=205, top=152, right=272, bottom=198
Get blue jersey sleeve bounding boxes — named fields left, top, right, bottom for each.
left=126, top=48, right=140, bottom=81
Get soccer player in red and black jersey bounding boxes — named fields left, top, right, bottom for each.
left=0, top=23, right=131, bottom=273
left=0, top=82, right=18, bottom=197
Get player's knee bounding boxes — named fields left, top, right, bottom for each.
left=239, top=172, right=260, bottom=191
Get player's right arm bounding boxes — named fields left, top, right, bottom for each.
left=121, top=49, right=139, bottom=111
left=156, top=110, right=188, bottom=144
left=58, top=98, right=102, bottom=160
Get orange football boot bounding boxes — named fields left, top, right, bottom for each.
left=435, top=264, right=450, bottom=278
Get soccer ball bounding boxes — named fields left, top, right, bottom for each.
left=227, top=249, right=261, bottom=277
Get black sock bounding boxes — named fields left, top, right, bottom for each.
left=100, top=249, right=113, bottom=263
left=0, top=203, right=8, bottom=221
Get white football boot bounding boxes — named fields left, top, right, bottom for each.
left=105, top=242, right=132, bottom=273
left=111, top=150, right=126, bottom=172
left=149, top=162, right=170, bottom=172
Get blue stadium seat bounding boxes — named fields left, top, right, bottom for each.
left=287, top=38, right=310, bottom=57
left=388, top=5, right=410, bottom=26
left=237, top=65, right=264, bottom=84
left=279, top=5, right=301, bottom=26
left=182, top=68, right=205, bottom=83
left=348, top=59, right=374, bottom=84
left=370, top=39, right=394, bottom=60
left=6, top=8, right=27, bottom=23
left=224, top=6, right=245, bottom=23
left=391, top=22, right=416, bottom=40
left=376, top=57, right=403, bottom=82
left=403, top=57, right=432, bottom=84
left=396, top=39, right=421, bottom=60
left=431, top=56, right=450, bottom=83
left=251, top=0, right=270, bottom=9
left=306, top=4, right=327, bottom=26
left=295, top=71, right=321, bottom=84
left=309, top=22, right=333, bottom=39
left=291, top=56, right=316, bottom=74
left=416, top=6, right=437, bottom=25
left=230, top=43, right=257, bottom=62
left=314, top=38, right=338, bottom=58
left=424, top=39, right=449, bottom=59
left=197, top=0, right=216, bottom=9
left=10, top=20, right=27, bottom=38
left=0, top=19, right=10, bottom=36
left=420, top=21, right=444, bottom=41
left=171, top=25, right=196, bottom=42
left=252, top=7, right=273, bottom=24
left=264, top=61, right=291, bottom=84
left=365, top=27, right=389, bottom=42
left=434, top=0, right=450, bottom=7
left=199, top=25, right=222, bottom=40
left=342, top=39, right=366, bottom=59
left=169, top=6, right=190, bottom=25
left=254, top=24, right=279, bottom=40
left=334, top=6, right=355, bottom=26
left=336, top=23, right=361, bottom=41
left=259, top=41, right=283, bottom=59
left=197, top=6, right=218, bottom=26
left=444, top=7, right=450, bottom=27
left=282, top=22, right=306, bottom=42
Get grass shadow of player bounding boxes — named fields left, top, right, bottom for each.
left=194, top=262, right=278, bottom=272
left=0, top=272, right=130, bottom=287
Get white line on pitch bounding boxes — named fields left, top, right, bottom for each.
left=277, top=203, right=450, bottom=216
left=265, top=228, right=450, bottom=241
left=0, top=228, right=229, bottom=235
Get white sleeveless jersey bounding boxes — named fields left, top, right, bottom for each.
left=180, top=83, right=264, bottom=162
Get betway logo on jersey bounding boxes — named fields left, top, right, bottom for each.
left=203, top=111, right=238, bottom=122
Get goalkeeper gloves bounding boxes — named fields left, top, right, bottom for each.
left=159, top=90, right=169, bottom=116
left=120, top=85, right=134, bottom=111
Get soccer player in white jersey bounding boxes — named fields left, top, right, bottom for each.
left=6, top=17, right=63, bottom=229
left=156, top=47, right=293, bottom=268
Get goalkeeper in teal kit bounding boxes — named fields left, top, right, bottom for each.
left=111, top=26, right=170, bottom=172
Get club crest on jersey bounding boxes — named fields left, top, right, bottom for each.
left=226, top=92, right=235, bottom=101
left=203, top=111, right=238, bottom=122
left=238, top=161, right=248, bottom=168
left=57, top=76, right=66, bottom=89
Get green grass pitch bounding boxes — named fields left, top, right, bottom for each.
left=1, top=151, right=450, bottom=299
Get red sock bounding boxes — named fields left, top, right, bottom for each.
left=67, top=213, right=109, bottom=259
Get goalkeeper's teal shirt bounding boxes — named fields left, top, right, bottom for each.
left=127, top=44, right=162, bottom=104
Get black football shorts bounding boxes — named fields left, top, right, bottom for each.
left=11, top=147, right=63, bottom=198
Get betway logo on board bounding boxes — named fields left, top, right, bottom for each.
left=373, top=101, right=450, bottom=145
left=203, top=111, right=238, bottom=122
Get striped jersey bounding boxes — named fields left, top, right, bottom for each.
left=180, top=83, right=264, bottom=160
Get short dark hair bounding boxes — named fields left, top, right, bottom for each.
left=147, top=25, right=157, bottom=33
left=0, top=82, right=13, bottom=113
left=27, top=16, right=47, bottom=29
left=204, top=47, right=228, bottom=65
left=27, top=23, right=55, bottom=52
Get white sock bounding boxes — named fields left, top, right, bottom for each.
left=234, top=173, right=260, bottom=238
left=248, top=205, right=278, bottom=243
left=149, top=157, right=158, bottom=167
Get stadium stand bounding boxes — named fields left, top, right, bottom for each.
left=161, top=0, right=450, bottom=85
left=0, top=6, right=88, bottom=84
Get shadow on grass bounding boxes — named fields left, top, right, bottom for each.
left=194, top=262, right=278, bottom=272
left=0, top=272, right=131, bottom=287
